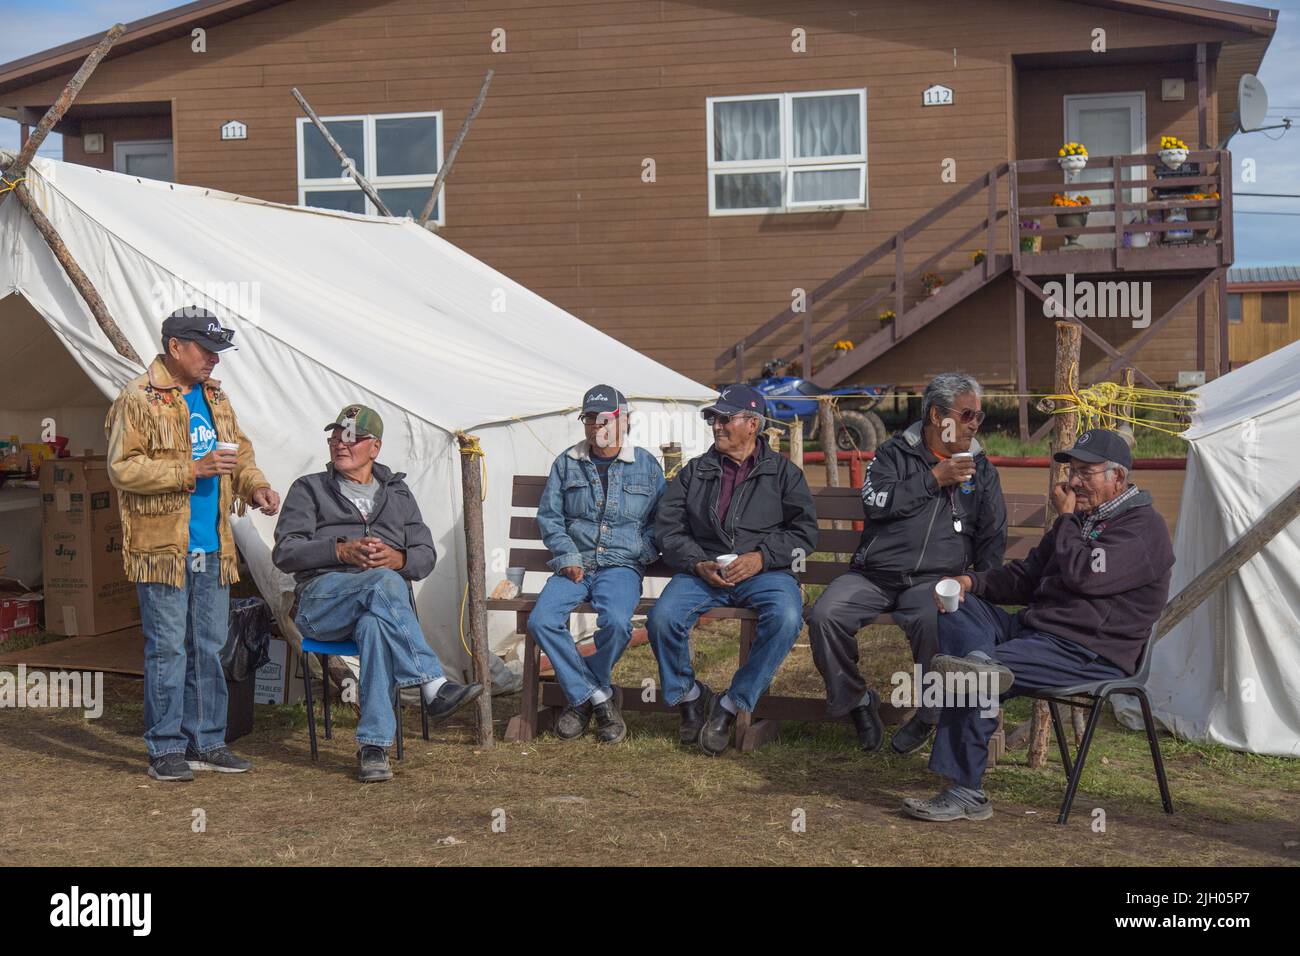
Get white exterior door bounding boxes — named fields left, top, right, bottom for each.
left=1064, top=93, right=1146, bottom=248
left=113, top=139, right=174, bottom=182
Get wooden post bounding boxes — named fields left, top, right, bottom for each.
left=1016, top=280, right=1029, bottom=440
left=0, top=24, right=125, bottom=209
left=764, top=426, right=782, bottom=454
left=9, top=182, right=141, bottom=365
left=291, top=87, right=394, bottom=217
left=789, top=418, right=804, bottom=472
left=1029, top=321, right=1082, bottom=768
left=818, top=398, right=840, bottom=489
left=418, top=69, right=494, bottom=229
left=456, top=431, right=495, bottom=747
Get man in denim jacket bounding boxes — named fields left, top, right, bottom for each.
left=529, top=385, right=666, bottom=743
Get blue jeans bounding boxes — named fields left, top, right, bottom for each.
left=295, top=568, right=444, bottom=748
left=928, top=594, right=1127, bottom=789
left=527, top=566, right=643, bottom=706
left=138, top=561, right=230, bottom=758
left=646, top=571, right=804, bottom=713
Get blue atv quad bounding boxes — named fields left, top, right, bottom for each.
left=748, top=360, right=892, bottom=453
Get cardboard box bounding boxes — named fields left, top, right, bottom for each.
left=253, top=638, right=305, bottom=705
left=40, top=457, right=140, bottom=636
left=0, top=578, right=42, bottom=643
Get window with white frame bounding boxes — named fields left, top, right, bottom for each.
left=706, top=89, right=867, bottom=215
left=296, top=111, right=444, bottom=223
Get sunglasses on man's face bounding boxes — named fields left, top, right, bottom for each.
left=941, top=406, right=986, bottom=426
left=327, top=433, right=375, bottom=447
left=703, top=412, right=744, bottom=427
left=579, top=412, right=619, bottom=426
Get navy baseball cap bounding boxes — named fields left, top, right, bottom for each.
left=161, top=307, right=237, bottom=352
left=703, top=383, right=768, bottom=419
left=1053, top=428, right=1132, bottom=470
left=581, top=385, right=628, bottom=415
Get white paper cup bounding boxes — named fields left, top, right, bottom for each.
left=936, top=578, right=962, bottom=613
left=214, top=441, right=239, bottom=454
left=715, top=553, right=739, bottom=568
left=506, top=566, right=526, bottom=590
left=953, top=451, right=973, bottom=461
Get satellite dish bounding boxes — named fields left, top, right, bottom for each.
left=1239, top=74, right=1269, bottom=132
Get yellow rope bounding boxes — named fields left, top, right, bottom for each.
left=0, top=177, right=26, bottom=195
left=1039, top=364, right=1196, bottom=437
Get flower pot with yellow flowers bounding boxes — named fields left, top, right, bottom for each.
left=1052, top=193, right=1092, bottom=247
left=1158, top=135, right=1189, bottom=170
left=1058, top=142, right=1088, bottom=175
left=878, top=310, right=896, bottom=329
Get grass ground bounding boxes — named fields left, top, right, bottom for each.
left=1, top=621, right=1296, bottom=867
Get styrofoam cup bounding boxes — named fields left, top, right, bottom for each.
left=506, top=566, right=526, bottom=590
left=215, top=441, right=239, bottom=454
left=936, top=578, right=962, bottom=613
left=715, top=553, right=739, bottom=568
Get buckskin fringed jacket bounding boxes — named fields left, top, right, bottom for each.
left=105, top=355, right=270, bottom=588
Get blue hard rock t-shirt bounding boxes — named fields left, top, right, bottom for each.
left=184, top=387, right=220, bottom=555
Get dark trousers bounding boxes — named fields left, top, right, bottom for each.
left=807, top=571, right=940, bottom=719
left=928, top=594, right=1127, bottom=790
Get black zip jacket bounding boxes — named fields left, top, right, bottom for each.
left=655, top=436, right=818, bottom=575
left=272, top=461, right=436, bottom=590
left=850, top=422, right=1007, bottom=587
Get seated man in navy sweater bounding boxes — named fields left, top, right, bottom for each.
left=902, top=429, right=1174, bottom=822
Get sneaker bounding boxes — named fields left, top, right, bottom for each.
left=890, top=712, right=936, bottom=755
left=931, top=653, right=1015, bottom=698
left=555, top=700, right=594, bottom=740
left=147, top=753, right=194, bottom=782
left=185, top=746, right=251, bottom=773
left=357, top=745, right=393, bottom=783
left=592, top=697, right=627, bottom=744
left=424, top=681, right=485, bottom=725
left=902, top=786, right=993, bottom=822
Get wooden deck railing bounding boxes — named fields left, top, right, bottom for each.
left=716, top=149, right=1232, bottom=383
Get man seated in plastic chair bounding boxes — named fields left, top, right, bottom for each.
left=902, top=429, right=1173, bottom=821
left=272, top=404, right=482, bottom=783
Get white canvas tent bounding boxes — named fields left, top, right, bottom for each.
left=1114, top=339, right=1300, bottom=756
left=0, top=156, right=717, bottom=676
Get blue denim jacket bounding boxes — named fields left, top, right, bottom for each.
left=537, top=441, right=666, bottom=573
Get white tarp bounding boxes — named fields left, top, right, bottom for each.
left=0, top=156, right=716, bottom=676
left=1114, top=338, right=1300, bottom=756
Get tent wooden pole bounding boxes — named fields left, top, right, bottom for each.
left=1029, top=321, right=1081, bottom=768
left=456, top=431, right=495, bottom=747
left=789, top=418, right=804, bottom=472
left=9, top=181, right=141, bottom=365
left=1157, top=481, right=1300, bottom=639
left=418, top=69, right=494, bottom=229
left=0, top=24, right=125, bottom=209
left=291, top=87, right=393, bottom=217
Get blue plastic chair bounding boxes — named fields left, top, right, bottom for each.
left=300, top=637, right=429, bottom=762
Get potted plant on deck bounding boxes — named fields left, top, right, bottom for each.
left=972, top=248, right=986, bottom=266
left=1158, top=135, right=1189, bottom=170
left=1052, top=192, right=1092, bottom=247
left=1058, top=141, right=1088, bottom=175
left=922, top=272, right=944, bottom=297
left=878, top=310, right=896, bottom=329
left=1019, top=219, right=1042, bottom=253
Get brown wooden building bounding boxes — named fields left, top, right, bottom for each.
left=0, top=0, right=1279, bottom=436
left=1227, top=265, right=1300, bottom=367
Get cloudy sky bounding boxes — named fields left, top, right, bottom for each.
left=1, top=0, right=1297, bottom=265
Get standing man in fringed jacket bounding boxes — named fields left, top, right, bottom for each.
left=106, top=308, right=280, bottom=782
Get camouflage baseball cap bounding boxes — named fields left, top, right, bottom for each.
left=323, top=404, right=384, bottom=440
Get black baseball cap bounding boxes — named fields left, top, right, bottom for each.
left=703, top=383, right=768, bottom=419
left=1053, top=428, right=1132, bottom=470
left=581, top=385, right=628, bottom=415
left=161, top=307, right=237, bottom=352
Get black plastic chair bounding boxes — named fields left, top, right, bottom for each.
left=1025, top=625, right=1173, bottom=824
left=300, top=637, right=429, bottom=762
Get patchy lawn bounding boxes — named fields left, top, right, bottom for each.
left=1, top=623, right=1296, bottom=866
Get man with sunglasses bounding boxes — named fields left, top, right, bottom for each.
left=273, top=404, right=482, bottom=782
left=808, top=372, right=1007, bottom=756
left=106, top=308, right=280, bottom=781
left=529, top=385, right=666, bottom=743
left=903, top=429, right=1173, bottom=821
left=648, top=384, right=818, bottom=755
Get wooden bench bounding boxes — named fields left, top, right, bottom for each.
left=489, top=475, right=1047, bottom=749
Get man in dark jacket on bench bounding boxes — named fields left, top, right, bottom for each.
left=903, top=428, right=1174, bottom=821
left=808, top=372, right=1007, bottom=756
left=647, top=384, right=819, bottom=756
left=273, top=405, right=482, bottom=782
